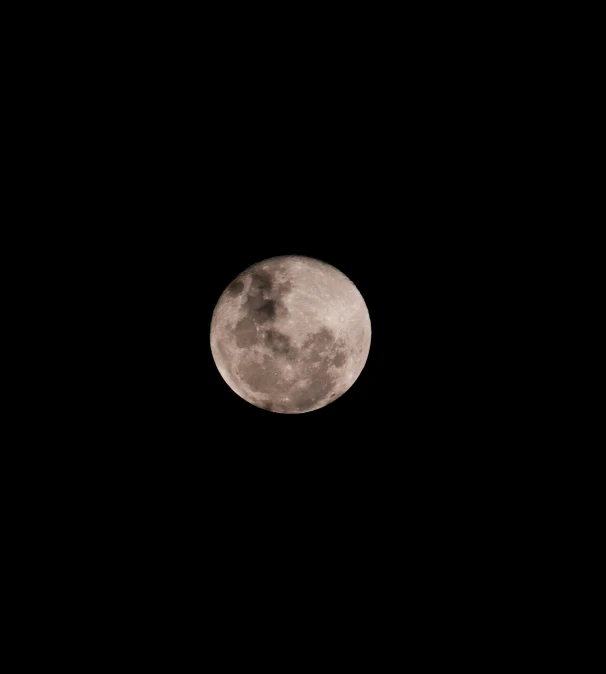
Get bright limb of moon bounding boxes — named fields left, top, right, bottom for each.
left=210, top=255, right=371, bottom=413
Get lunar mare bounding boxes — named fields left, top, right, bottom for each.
left=210, top=255, right=371, bottom=413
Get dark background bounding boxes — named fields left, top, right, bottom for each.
left=29, top=11, right=545, bottom=645
left=88, top=49, right=518, bottom=587
left=99, top=48, right=515, bottom=483
left=68, top=20, right=521, bottom=539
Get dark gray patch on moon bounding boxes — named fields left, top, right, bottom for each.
left=302, top=327, right=336, bottom=367
left=293, top=370, right=336, bottom=411
left=331, top=351, right=347, bottom=368
left=308, top=371, right=334, bottom=398
left=239, top=356, right=290, bottom=395
left=307, top=348, right=321, bottom=364
left=243, top=292, right=277, bottom=325
left=302, top=327, right=334, bottom=352
left=234, top=317, right=258, bottom=347
left=264, top=329, right=298, bottom=360
left=251, top=271, right=273, bottom=293
left=239, top=268, right=294, bottom=329
left=243, top=294, right=270, bottom=315
left=275, top=277, right=293, bottom=296
left=255, top=299, right=277, bottom=323
left=289, top=327, right=341, bottom=410
left=227, top=280, right=244, bottom=296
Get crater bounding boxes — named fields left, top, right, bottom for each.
left=332, top=350, right=347, bottom=368
left=227, top=280, right=244, bottom=296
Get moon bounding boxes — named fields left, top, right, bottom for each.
left=210, top=255, right=371, bottom=413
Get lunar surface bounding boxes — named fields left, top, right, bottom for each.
left=210, top=255, right=371, bottom=413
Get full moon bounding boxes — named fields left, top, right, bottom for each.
left=210, top=255, right=371, bottom=413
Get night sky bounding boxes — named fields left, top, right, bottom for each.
left=59, top=15, right=527, bottom=642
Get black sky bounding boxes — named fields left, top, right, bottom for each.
left=63, top=18, right=530, bottom=633
left=92, top=24, right=517, bottom=502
